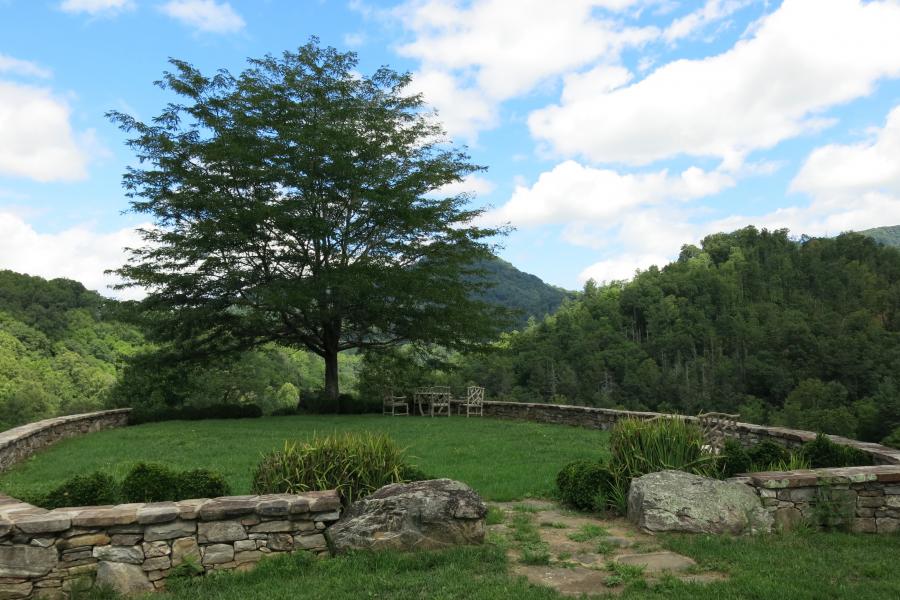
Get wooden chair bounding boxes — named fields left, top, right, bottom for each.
left=382, top=393, right=409, bottom=416
left=431, top=386, right=452, bottom=417
left=458, top=386, right=484, bottom=417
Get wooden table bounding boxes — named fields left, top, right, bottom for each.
left=413, top=387, right=452, bottom=416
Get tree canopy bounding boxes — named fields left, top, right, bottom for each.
left=108, top=40, right=506, bottom=403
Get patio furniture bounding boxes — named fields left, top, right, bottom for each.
left=457, top=386, right=484, bottom=417
left=414, top=386, right=452, bottom=417
left=383, top=393, right=409, bottom=416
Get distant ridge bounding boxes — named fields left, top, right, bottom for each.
left=859, top=225, right=900, bottom=248
left=474, top=257, right=573, bottom=329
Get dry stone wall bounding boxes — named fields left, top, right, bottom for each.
left=0, top=491, right=341, bottom=598
left=0, top=410, right=131, bottom=472
left=483, top=400, right=900, bottom=533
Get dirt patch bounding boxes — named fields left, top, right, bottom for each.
left=489, top=500, right=727, bottom=596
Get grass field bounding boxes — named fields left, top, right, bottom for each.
left=0, top=415, right=610, bottom=503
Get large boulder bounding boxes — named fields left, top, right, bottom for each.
left=627, top=470, right=772, bottom=534
left=326, top=479, right=487, bottom=553
left=95, top=561, right=154, bottom=596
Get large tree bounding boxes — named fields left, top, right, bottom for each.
left=109, top=40, right=507, bottom=405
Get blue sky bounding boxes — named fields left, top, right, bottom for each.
left=2, top=0, right=900, bottom=297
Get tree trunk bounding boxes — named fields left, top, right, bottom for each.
left=324, top=349, right=340, bottom=410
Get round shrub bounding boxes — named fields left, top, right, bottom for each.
left=556, top=460, right=611, bottom=511
left=883, top=427, right=900, bottom=450
left=42, top=471, right=120, bottom=509
left=800, top=433, right=870, bottom=468
left=746, top=440, right=790, bottom=470
left=398, top=464, right=431, bottom=482
left=121, top=463, right=181, bottom=503
left=719, top=438, right=752, bottom=477
left=177, top=468, right=231, bottom=499
left=252, top=431, right=407, bottom=505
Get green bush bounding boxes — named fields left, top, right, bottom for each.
left=556, top=460, right=612, bottom=511
left=610, top=418, right=717, bottom=478
left=177, top=469, right=231, bottom=499
left=42, top=472, right=120, bottom=509
left=799, top=434, right=870, bottom=468
left=130, top=403, right=263, bottom=424
left=121, top=463, right=181, bottom=503
left=719, top=438, right=752, bottom=477
left=746, top=440, right=790, bottom=470
left=251, top=432, right=407, bottom=505
left=398, top=464, right=431, bottom=482
left=883, top=427, right=900, bottom=450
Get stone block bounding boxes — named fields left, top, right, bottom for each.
left=255, top=497, right=290, bottom=517
left=14, top=513, right=71, bottom=534
left=198, top=521, right=247, bottom=543
left=92, top=545, right=144, bottom=564
left=95, top=561, right=153, bottom=595
left=267, top=533, right=293, bottom=552
left=857, top=496, right=885, bottom=508
left=144, top=520, right=195, bottom=542
left=201, top=544, right=234, bottom=565
left=72, top=506, right=138, bottom=528
left=142, top=556, right=171, bottom=571
left=137, top=503, right=178, bottom=525
left=175, top=499, right=208, bottom=520
left=57, top=533, right=109, bottom=550
left=851, top=518, right=877, bottom=533
left=0, top=581, right=32, bottom=599
left=876, top=518, right=899, bottom=533
left=142, top=541, right=170, bottom=558
left=294, top=533, right=327, bottom=550
left=171, top=537, right=200, bottom=567
left=110, top=534, right=142, bottom=546
left=774, top=507, right=803, bottom=532
left=199, top=498, right=256, bottom=520
left=249, top=520, right=292, bottom=533
left=234, top=540, right=256, bottom=552
left=234, top=550, right=262, bottom=564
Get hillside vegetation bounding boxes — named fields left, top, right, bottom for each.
left=458, top=228, right=900, bottom=444
left=860, top=224, right=900, bottom=248
left=473, top=258, right=572, bottom=329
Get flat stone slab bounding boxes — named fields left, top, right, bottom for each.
left=615, top=551, right=696, bottom=573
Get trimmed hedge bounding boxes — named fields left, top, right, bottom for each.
left=42, top=472, right=120, bottom=509
left=130, top=403, right=263, bottom=424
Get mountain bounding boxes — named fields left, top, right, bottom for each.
left=474, top=258, right=574, bottom=329
left=859, top=225, right=900, bottom=248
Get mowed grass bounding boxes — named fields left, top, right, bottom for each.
left=0, top=415, right=609, bottom=503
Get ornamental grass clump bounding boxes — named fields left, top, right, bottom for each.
left=251, top=431, right=409, bottom=505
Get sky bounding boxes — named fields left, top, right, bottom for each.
left=2, top=0, right=900, bottom=298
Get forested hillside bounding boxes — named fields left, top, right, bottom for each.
left=473, top=257, right=572, bottom=329
left=458, top=228, right=900, bottom=444
left=860, top=225, right=900, bottom=248
left=0, top=271, right=146, bottom=429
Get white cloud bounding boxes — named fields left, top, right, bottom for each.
left=160, top=0, right=245, bottom=34
left=430, top=174, right=495, bottom=198
left=791, top=105, right=900, bottom=199
left=0, top=81, right=89, bottom=182
left=663, top=0, right=750, bottom=43
left=0, top=212, right=145, bottom=299
left=395, top=0, right=658, bottom=138
left=59, top=0, right=134, bottom=16
left=530, top=0, right=900, bottom=165
left=579, top=252, right=670, bottom=284
left=0, top=54, right=51, bottom=79
left=480, top=160, right=734, bottom=230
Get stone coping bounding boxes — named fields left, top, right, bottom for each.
left=0, top=491, right=341, bottom=534
left=0, top=409, right=131, bottom=450
left=743, top=465, right=900, bottom=489
left=482, top=400, right=900, bottom=474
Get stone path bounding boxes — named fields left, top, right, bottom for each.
left=488, top=499, right=726, bottom=596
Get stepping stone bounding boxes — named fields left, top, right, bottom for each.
left=615, top=551, right=696, bottom=573
left=601, top=536, right=633, bottom=548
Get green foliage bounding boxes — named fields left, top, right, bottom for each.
left=555, top=460, right=611, bottom=511
left=799, top=433, right=870, bottom=468
left=107, top=39, right=508, bottom=405
left=177, top=469, right=231, bottom=499
left=168, top=555, right=204, bottom=579
left=121, top=463, right=181, bottom=503
left=746, top=440, right=790, bottom=469
left=883, top=427, right=900, bottom=449
left=129, top=403, right=263, bottom=424
left=470, top=257, right=572, bottom=330
left=41, top=472, right=120, bottom=509
left=398, top=464, right=431, bottom=482
left=719, top=438, right=752, bottom=477
left=456, top=228, right=900, bottom=442
left=610, top=418, right=717, bottom=477
left=859, top=224, right=900, bottom=248
left=251, top=432, right=408, bottom=505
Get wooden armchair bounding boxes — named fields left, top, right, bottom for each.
left=458, top=386, right=484, bottom=417
left=431, top=386, right=452, bottom=417
left=382, top=392, right=409, bottom=416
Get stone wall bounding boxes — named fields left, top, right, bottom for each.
left=483, top=400, right=900, bottom=532
left=0, top=410, right=131, bottom=472
left=0, top=491, right=341, bottom=598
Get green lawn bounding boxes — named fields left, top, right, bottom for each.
left=0, top=415, right=609, bottom=503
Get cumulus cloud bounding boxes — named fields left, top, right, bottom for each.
left=160, top=0, right=245, bottom=34
left=530, top=0, right=900, bottom=165
left=0, top=54, right=51, bottom=79
left=0, top=81, right=90, bottom=182
left=430, top=174, right=496, bottom=198
left=0, top=212, right=145, bottom=299
left=663, top=0, right=750, bottom=43
left=395, top=0, right=658, bottom=139
left=480, top=160, right=734, bottom=230
left=59, top=0, right=135, bottom=16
